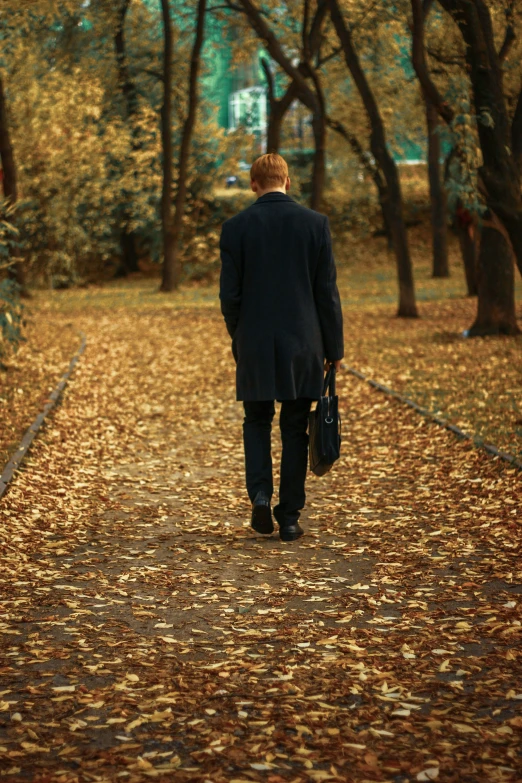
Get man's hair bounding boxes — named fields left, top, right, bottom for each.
left=250, top=153, right=289, bottom=188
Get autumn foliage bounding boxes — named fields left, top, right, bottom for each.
left=0, top=2, right=521, bottom=779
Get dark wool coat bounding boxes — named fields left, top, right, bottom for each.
left=219, top=192, right=344, bottom=402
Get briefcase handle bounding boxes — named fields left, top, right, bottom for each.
left=323, top=364, right=336, bottom=397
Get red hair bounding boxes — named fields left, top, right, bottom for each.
left=250, top=153, right=289, bottom=188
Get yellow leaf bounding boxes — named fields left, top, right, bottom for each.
left=136, top=757, right=154, bottom=769
left=453, top=723, right=477, bottom=733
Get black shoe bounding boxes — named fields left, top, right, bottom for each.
left=251, top=491, right=274, bottom=535
left=279, top=522, right=304, bottom=542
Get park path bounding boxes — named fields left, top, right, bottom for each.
left=0, top=304, right=521, bottom=783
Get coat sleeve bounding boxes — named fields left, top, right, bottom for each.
left=219, top=220, right=242, bottom=339
left=314, top=216, right=344, bottom=362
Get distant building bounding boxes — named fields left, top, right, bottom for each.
left=228, top=85, right=267, bottom=136
left=205, top=44, right=269, bottom=148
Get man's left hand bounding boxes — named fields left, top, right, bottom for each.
left=325, top=359, right=343, bottom=372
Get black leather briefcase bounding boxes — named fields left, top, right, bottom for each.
left=309, top=365, right=341, bottom=477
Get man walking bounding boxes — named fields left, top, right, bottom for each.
left=219, top=153, right=344, bottom=541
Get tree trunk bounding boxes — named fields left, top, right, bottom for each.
left=384, top=160, right=418, bottom=317
left=266, top=103, right=284, bottom=154
left=467, top=221, right=519, bottom=336
left=426, top=99, right=449, bottom=277
left=444, top=147, right=479, bottom=295
left=159, top=0, right=176, bottom=291
left=267, top=86, right=298, bottom=153
left=455, top=223, right=478, bottom=297
left=261, top=62, right=324, bottom=204
left=434, top=0, right=522, bottom=279
left=260, top=60, right=299, bottom=154
left=512, top=86, right=522, bottom=175
left=0, top=74, right=26, bottom=294
left=114, top=0, right=140, bottom=275
left=379, top=196, right=394, bottom=249
left=237, top=0, right=325, bottom=207
left=115, top=0, right=139, bottom=120
left=328, top=0, right=417, bottom=317
left=161, top=0, right=207, bottom=292
left=115, top=228, right=140, bottom=277
left=0, top=78, right=17, bottom=205
left=453, top=201, right=478, bottom=296
left=261, top=64, right=325, bottom=209
left=499, top=212, right=522, bottom=277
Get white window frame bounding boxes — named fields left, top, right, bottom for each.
left=228, top=86, right=267, bottom=134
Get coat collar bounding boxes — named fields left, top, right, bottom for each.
left=254, top=192, right=295, bottom=205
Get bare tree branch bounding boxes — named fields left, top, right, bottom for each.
left=498, top=0, right=516, bottom=62
left=410, top=0, right=454, bottom=125
left=302, top=0, right=311, bottom=63
left=307, top=0, right=328, bottom=67
left=260, top=56, right=275, bottom=104
left=216, top=1, right=244, bottom=11
left=235, top=0, right=319, bottom=113
left=426, top=46, right=466, bottom=68
left=317, top=45, right=342, bottom=67
left=114, top=0, right=139, bottom=119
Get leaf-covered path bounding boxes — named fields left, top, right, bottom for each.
left=1, top=304, right=521, bottom=783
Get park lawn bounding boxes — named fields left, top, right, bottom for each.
left=334, top=228, right=522, bottom=461
left=1, top=223, right=521, bottom=470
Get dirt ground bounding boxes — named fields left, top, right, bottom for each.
left=0, top=300, right=521, bottom=783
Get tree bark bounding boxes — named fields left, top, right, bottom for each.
left=411, top=0, right=454, bottom=124
left=0, top=74, right=26, bottom=294
left=114, top=0, right=140, bottom=275
left=305, top=58, right=327, bottom=212
left=259, top=1, right=327, bottom=202
left=512, top=86, right=522, bottom=175
left=426, top=99, right=449, bottom=277
left=0, top=78, right=17, bottom=206
left=411, top=0, right=522, bottom=335
left=444, top=148, right=479, bottom=295
left=260, top=60, right=298, bottom=153
left=459, top=231, right=478, bottom=296
left=159, top=0, right=176, bottom=291
left=467, top=219, right=519, bottom=335
left=161, top=0, right=207, bottom=292
left=236, top=0, right=325, bottom=208
left=328, top=0, right=417, bottom=317
left=115, top=229, right=139, bottom=278
left=266, top=91, right=293, bottom=152
left=431, top=0, right=522, bottom=278
left=454, top=205, right=479, bottom=296
left=460, top=232, right=478, bottom=297
left=115, top=0, right=139, bottom=120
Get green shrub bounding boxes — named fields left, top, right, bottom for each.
left=0, top=201, right=25, bottom=362
left=0, top=279, right=25, bottom=363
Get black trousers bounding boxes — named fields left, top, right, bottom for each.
left=243, top=398, right=312, bottom=525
